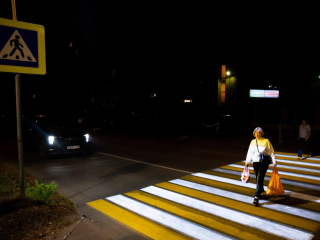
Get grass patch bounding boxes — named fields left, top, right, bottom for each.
left=26, top=180, right=58, bottom=204
left=0, top=160, right=79, bottom=240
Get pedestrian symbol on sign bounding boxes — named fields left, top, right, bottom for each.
left=10, top=35, right=25, bottom=58
left=0, top=30, right=36, bottom=62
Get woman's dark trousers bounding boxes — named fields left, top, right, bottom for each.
left=253, top=162, right=270, bottom=197
left=298, top=137, right=311, bottom=156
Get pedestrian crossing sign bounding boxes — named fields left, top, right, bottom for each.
left=0, top=18, right=45, bottom=75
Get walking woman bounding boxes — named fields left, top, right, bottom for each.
left=298, top=119, right=312, bottom=160
left=245, top=127, right=276, bottom=205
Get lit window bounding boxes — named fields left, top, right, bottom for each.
left=221, top=83, right=225, bottom=103
left=221, top=92, right=225, bottom=103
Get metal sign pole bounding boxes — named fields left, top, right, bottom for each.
left=11, top=0, right=25, bottom=197
left=15, top=73, right=24, bottom=196
left=279, top=123, right=281, bottom=147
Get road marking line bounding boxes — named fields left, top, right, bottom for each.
left=222, top=165, right=320, bottom=185
left=213, top=168, right=320, bottom=191
left=227, top=164, right=320, bottom=180
left=125, top=190, right=269, bottom=240
left=87, top=151, right=320, bottom=239
left=106, top=194, right=233, bottom=240
left=97, top=152, right=192, bottom=174
left=183, top=174, right=320, bottom=214
left=157, top=182, right=320, bottom=233
left=169, top=178, right=320, bottom=222
left=269, top=164, right=320, bottom=174
left=241, top=160, right=320, bottom=173
left=141, top=186, right=314, bottom=240
left=193, top=172, right=320, bottom=203
left=87, top=199, right=190, bottom=240
left=277, top=163, right=320, bottom=173
left=238, top=160, right=320, bottom=171
left=276, top=154, right=320, bottom=161
left=274, top=159, right=320, bottom=168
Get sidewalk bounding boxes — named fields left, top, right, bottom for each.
left=47, top=215, right=110, bottom=240
left=48, top=204, right=148, bottom=240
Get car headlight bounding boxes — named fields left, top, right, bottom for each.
left=84, top=134, right=89, bottom=142
left=48, top=136, right=55, bottom=145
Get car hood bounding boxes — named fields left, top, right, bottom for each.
left=44, top=129, right=84, bottom=138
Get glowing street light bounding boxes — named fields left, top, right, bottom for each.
left=226, top=71, right=231, bottom=86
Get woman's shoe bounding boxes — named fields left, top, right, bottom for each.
left=253, top=197, right=259, bottom=205
left=298, top=156, right=302, bottom=160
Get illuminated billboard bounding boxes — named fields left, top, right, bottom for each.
left=250, top=89, right=279, bottom=98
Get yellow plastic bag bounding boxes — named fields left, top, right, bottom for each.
left=266, top=166, right=285, bottom=195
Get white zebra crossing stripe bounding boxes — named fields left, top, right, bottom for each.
left=275, top=154, right=320, bottom=161
left=284, top=191, right=320, bottom=203
left=227, top=164, right=320, bottom=180
left=213, top=168, right=320, bottom=191
left=236, top=160, right=320, bottom=173
left=238, top=160, right=320, bottom=172
left=192, top=172, right=320, bottom=203
left=141, top=186, right=314, bottom=240
left=106, top=194, right=233, bottom=240
left=275, top=159, right=320, bottom=168
left=215, top=155, right=320, bottom=162
left=270, top=164, right=320, bottom=173
left=169, top=178, right=320, bottom=222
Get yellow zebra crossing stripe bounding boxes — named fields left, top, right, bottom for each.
left=87, top=152, right=320, bottom=240
left=125, top=190, right=277, bottom=240
left=220, top=165, right=320, bottom=185
left=181, top=173, right=320, bottom=214
left=87, top=199, right=190, bottom=240
left=155, top=182, right=320, bottom=233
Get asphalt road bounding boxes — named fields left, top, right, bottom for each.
left=2, top=124, right=319, bottom=239
left=20, top=127, right=256, bottom=201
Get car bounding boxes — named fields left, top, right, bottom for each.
left=201, top=114, right=236, bottom=137
left=22, top=115, right=91, bottom=158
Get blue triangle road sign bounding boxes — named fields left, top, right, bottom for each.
left=0, top=18, right=46, bottom=75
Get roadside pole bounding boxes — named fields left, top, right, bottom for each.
left=279, top=123, right=281, bottom=147
left=11, top=0, right=25, bottom=196
left=15, top=73, right=24, bottom=196
left=1, top=1, right=45, bottom=196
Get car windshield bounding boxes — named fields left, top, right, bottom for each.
left=34, top=117, right=77, bottom=130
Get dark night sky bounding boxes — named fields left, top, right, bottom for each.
left=82, top=2, right=319, bottom=92
left=1, top=2, right=318, bottom=79
left=1, top=1, right=319, bottom=116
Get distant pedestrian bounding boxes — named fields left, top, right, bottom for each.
left=245, top=127, right=276, bottom=206
left=298, top=119, right=312, bottom=160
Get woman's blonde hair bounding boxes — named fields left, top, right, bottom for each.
left=253, top=127, right=264, bottom=137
